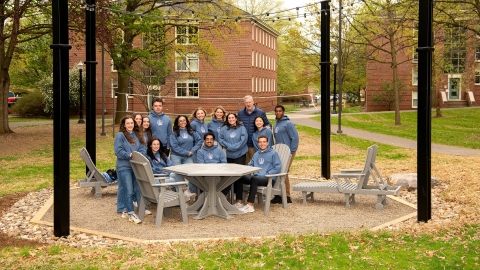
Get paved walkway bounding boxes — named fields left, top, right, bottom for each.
left=286, top=108, right=480, bottom=157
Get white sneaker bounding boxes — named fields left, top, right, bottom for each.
left=144, top=210, right=152, bottom=215
left=128, top=213, right=142, bottom=224
left=184, top=190, right=196, bottom=199
left=121, top=210, right=128, bottom=219
left=241, top=205, right=255, bottom=213
left=233, top=202, right=244, bottom=209
left=133, top=201, right=138, bottom=208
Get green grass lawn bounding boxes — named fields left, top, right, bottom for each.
left=313, top=108, right=480, bottom=149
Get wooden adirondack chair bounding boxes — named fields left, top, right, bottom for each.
left=292, top=145, right=401, bottom=210
left=78, top=147, right=116, bottom=198
left=242, top=143, right=292, bottom=214
left=130, top=151, right=189, bottom=227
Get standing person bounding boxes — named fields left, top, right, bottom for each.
left=114, top=115, right=147, bottom=224
left=148, top=97, right=172, bottom=156
left=237, top=95, right=271, bottom=164
left=218, top=113, right=248, bottom=166
left=169, top=115, right=202, bottom=198
left=271, top=105, right=299, bottom=204
left=145, top=137, right=193, bottom=201
left=252, top=116, right=273, bottom=152
left=132, top=113, right=144, bottom=132
left=142, top=116, right=153, bottom=143
left=189, top=107, right=208, bottom=163
left=207, top=106, right=226, bottom=141
left=235, top=135, right=281, bottom=213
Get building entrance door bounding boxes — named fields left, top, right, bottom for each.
left=449, top=77, right=460, bottom=99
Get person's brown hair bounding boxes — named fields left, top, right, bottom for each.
left=119, top=115, right=145, bottom=145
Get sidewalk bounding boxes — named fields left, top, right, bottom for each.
left=287, top=108, right=480, bottom=157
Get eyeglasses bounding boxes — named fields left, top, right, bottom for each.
left=205, top=138, right=214, bottom=141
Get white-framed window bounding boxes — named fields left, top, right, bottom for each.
left=475, top=69, right=480, bottom=85
left=256, top=77, right=258, bottom=92
left=176, top=78, right=199, bottom=97
left=273, top=58, right=276, bottom=71
left=476, top=45, right=480, bottom=62
left=111, top=77, right=133, bottom=98
left=412, top=67, right=418, bottom=85
left=256, top=52, right=259, bottom=68
left=175, top=52, right=199, bottom=72
left=412, top=91, right=418, bottom=108
left=413, top=21, right=418, bottom=62
left=252, top=77, right=254, bottom=92
left=176, top=26, right=198, bottom=45
left=252, top=25, right=255, bottom=40
left=256, top=28, right=259, bottom=42
left=252, top=51, right=254, bottom=66
left=111, top=60, right=118, bottom=72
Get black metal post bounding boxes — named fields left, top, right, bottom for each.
left=332, top=61, right=337, bottom=114
left=320, top=1, right=331, bottom=179
left=51, top=0, right=71, bottom=237
left=417, top=0, right=434, bottom=222
left=78, top=66, right=85, bottom=124
left=337, top=0, right=343, bottom=134
left=85, top=0, right=98, bottom=165
left=101, top=44, right=106, bottom=136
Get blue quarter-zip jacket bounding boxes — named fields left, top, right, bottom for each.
left=146, top=152, right=174, bottom=175
left=207, top=118, right=224, bottom=141
left=218, top=125, right=248, bottom=159
left=248, top=147, right=281, bottom=179
left=197, top=145, right=227, bottom=163
left=114, top=132, right=147, bottom=172
left=252, top=127, right=273, bottom=152
left=190, top=118, right=208, bottom=142
left=169, top=129, right=202, bottom=157
left=148, top=110, right=172, bottom=148
left=273, top=115, right=299, bottom=154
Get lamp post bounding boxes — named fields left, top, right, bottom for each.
left=77, top=62, right=85, bottom=124
left=332, top=57, right=338, bottom=114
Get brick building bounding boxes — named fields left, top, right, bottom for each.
left=365, top=23, right=479, bottom=112
left=70, top=11, right=279, bottom=117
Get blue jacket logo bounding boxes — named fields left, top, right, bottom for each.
left=258, top=158, right=265, bottom=164
left=208, top=153, right=213, bottom=159
left=157, top=119, right=163, bottom=125
left=230, top=132, right=236, bottom=138
left=181, top=133, right=188, bottom=138
left=275, top=127, right=279, bottom=133
left=201, top=127, right=206, bottom=133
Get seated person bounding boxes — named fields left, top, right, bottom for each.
left=197, top=132, right=229, bottom=195
left=197, top=132, right=227, bottom=164
left=145, top=137, right=192, bottom=201
left=234, top=135, right=281, bottom=213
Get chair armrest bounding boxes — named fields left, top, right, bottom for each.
left=153, top=174, right=169, bottom=177
left=339, top=169, right=362, bottom=173
left=265, top=173, right=287, bottom=178
left=152, top=181, right=188, bottom=187
left=332, top=173, right=364, bottom=179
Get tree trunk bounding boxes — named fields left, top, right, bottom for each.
left=115, top=73, right=130, bottom=124
left=0, top=70, right=13, bottom=134
left=390, top=39, right=401, bottom=125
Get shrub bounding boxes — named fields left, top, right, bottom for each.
left=10, top=89, right=49, bottom=117
left=38, top=68, right=83, bottom=116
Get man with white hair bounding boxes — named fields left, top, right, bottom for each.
left=237, top=95, right=271, bottom=164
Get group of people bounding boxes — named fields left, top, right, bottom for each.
left=114, top=95, right=299, bottom=224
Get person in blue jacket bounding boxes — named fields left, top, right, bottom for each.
left=197, top=132, right=227, bottom=164
left=114, top=115, right=147, bottom=224
left=218, top=113, right=248, bottom=165
left=207, top=105, right=226, bottom=141
left=271, top=105, right=299, bottom=205
left=148, top=97, right=172, bottom=156
left=189, top=107, right=208, bottom=163
left=145, top=137, right=192, bottom=201
left=169, top=115, right=202, bottom=198
left=237, top=95, right=271, bottom=164
left=252, top=116, right=273, bottom=152
left=235, top=135, right=281, bottom=213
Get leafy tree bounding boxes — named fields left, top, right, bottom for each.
left=373, top=80, right=406, bottom=111
left=0, top=0, right=51, bottom=133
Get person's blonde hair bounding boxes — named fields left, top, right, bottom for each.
left=189, top=107, right=208, bottom=122
left=211, top=105, right=226, bottom=121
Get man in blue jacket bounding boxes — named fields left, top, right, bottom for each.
left=235, top=135, right=281, bottom=213
left=197, top=132, right=227, bottom=164
left=271, top=105, right=299, bottom=204
left=148, top=97, right=172, bottom=156
left=237, top=95, right=271, bottom=164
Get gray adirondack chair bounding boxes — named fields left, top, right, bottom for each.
left=78, top=147, right=115, bottom=198
left=130, top=151, right=188, bottom=227
left=242, top=143, right=292, bottom=214
left=293, top=145, right=401, bottom=210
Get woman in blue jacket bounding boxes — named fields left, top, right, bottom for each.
left=252, top=116, right=273, bottom=152
left=189, top=107, right=208, bottom=163
left=218, top=113, right=248, bottom=166
left=207, top=106, right=226, bottom=141
left=145, top=137, right=192, bottom=201
left=114, top=115, right=147, bottom=224
left=169, top=115, right=202, bottom=197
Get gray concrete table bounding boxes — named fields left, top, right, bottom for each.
left=163, top=163, right=261, bottom=220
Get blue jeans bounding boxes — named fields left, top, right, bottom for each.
left=155, top=173, right=186, bottom=192
left=118, top=169, right=139, bottom=214
left=170, top=153, right=196, bottom=193
left=116, top=172, right=142, bottom=212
